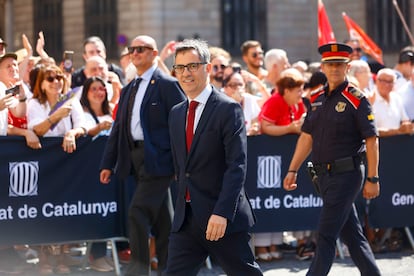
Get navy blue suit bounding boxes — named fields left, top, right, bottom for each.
left=164, top=88, right=261, bottom=276
left=100, top=68, right=185, bottom=275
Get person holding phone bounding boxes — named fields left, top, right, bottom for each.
left=0, top=53, right=41, bottom=149
left=27, top=64, right=87, bottom=154
left=0, top=53, right=28, bottom=135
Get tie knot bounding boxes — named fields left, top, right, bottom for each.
left=134, top=77, right=142, bottom=87
left=189, top=100, right=199, bottom=111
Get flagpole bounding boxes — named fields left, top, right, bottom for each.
left=392, top=0, right=414, bottom=45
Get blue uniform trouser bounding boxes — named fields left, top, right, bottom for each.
left=307, top=165, right=381, bottom=276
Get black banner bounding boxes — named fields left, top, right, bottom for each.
left=0, top=136, right=125, bottom=246
left=0, top=134, right=413, bottom=245
left=245, top=135, right=321, bottom=232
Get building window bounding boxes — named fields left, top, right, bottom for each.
left=84, top=0, right=118, bottom=58
left=367, top=0, right=411, bottom=52
left=221, top=0, right=267, bottom=56
left=33, top=0, right=63, bottom=60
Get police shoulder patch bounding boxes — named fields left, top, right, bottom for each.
left=341, top=86, right=363, bottom=109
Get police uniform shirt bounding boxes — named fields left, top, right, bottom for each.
left=302, top=80, right=377, bottom=163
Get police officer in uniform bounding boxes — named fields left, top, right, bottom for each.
left=283, top=43, right=381, bottom=276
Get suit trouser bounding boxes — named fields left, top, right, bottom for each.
left=126, top=146, right=173, bottom=276
left=307, top=165, right=381, bottom=276
left=163, top=204, right=263, bottom=276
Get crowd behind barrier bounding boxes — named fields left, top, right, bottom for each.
left=0, top=134, right=413, bottom=246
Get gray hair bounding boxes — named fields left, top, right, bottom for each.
left=348, top=59, right=370, bottom=77
left=264, top=49, right=287, bottom=71
left=174, top=39, right=211, bottom=63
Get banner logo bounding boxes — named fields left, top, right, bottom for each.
left=9, top=161, right=39, bottom=197
left=257, top=156, right=281, bottom=189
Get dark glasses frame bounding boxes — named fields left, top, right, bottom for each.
left=45, top=75, right=64, bottom=82
left=127, top=46, right=154, bottom=54
left=172, top=62, right=207, bottom=74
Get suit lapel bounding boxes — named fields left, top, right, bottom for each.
left=190, top=90, right=217, bottom=153
left=177, top=102, right=188, bottom=159
left=141, top=72, right=157, bottom=111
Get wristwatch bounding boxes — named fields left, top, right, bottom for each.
left=366, top=176, right=380, bottom=183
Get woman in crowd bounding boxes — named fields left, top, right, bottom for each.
left=78, top=76, right=114, bottom=272
left=27, top=64, right=87, bottom=275
left=255, top=68, right=311, bottom=261
left=27, top=64, right=87, bottom=154
left=222, top=69, right=261, bottom=135
left=80, top=76, right=113, bottom=138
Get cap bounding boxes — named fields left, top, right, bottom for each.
left=0, top=38, right=7, bottom=46
left=304, top=71, right=327, bottom=89
left=0, top=52, right=18, bottom=64
left=318, top=43, right=352, bottom=63
left=398, top=49, right=414, bottom=64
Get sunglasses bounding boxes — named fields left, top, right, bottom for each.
left=352, top=47, right=362, bottom=53
left=45, top=75, right=64, bottom=82
left=127, top=46, right=154, bottom=54
left=251, top=51, right=264, bottom=58
left=213, top=64, right=227, bottom=72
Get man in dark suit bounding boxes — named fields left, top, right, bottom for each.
left=100, top=35, right=185, bottom=276
left=164, top=39, right=262, bottom=276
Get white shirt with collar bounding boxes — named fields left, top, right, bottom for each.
left=372, top=90, right=409, bottom=130
left=131, top=63, right=157, bottom=141
left=188, top=84, right=212, bottom=132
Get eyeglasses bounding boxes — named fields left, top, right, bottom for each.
left=127, top=46, right=154, bottom=54
left=352, top=47, right=362, bottom=53
left=377, top=78, right=394, bottom=85
left=251, top=51, right=264, bottom=58
left=213, top=64, right=227, bottom=72
left=172, top=62, right=207, bottom=74
left=45, top=75, right=64, bottom=82
left=226, top=82, right=245, bottom=89
left=90, top=86, right=106, bottom=93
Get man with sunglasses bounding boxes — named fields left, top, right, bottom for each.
left=100, top=35, right=185, bottom=276
left=208, top=46, right=231, bottom=90
left=393, top=46, right=414, bottom=91
left=240, top=40, right=268, bottom=81
left=164, top=38, right=262, bottom=276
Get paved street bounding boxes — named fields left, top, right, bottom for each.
left=3, top=246, right=413, bottom=275
left=198, top=250, right=414, bottom=276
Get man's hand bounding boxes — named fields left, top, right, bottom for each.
left=205, top=214, right=227, bottom=241
left=100, top=169, right=112, bottom=184
left=362, top=181, right=380, bottom=200
left=283, top=172, right=298, bottom=191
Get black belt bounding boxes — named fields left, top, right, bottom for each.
left=313, top=156, right=362, bottom=175
left=133, top=140, right=144, bottom=148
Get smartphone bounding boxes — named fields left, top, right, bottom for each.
left=63, top=50, right=74, bottom=73
left=5, top=86, right=19, bottom=96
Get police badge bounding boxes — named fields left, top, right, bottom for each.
left=335, top=101, right=346, bottom=112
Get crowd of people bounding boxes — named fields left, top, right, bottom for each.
left=1, top=31, right=414, bottom=275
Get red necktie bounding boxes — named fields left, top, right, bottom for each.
left=186, top=101, right=199, bottom=153
left=185, top=100, right=199, bottom=202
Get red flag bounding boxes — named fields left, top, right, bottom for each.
left=318, top=0, right=336, bottom=46
left=342, top=12, right=384, bottom=64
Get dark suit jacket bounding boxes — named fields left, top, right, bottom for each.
left=100, top=68, right=186, bottom=178
left=169, top=87, right=256, bottom=234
